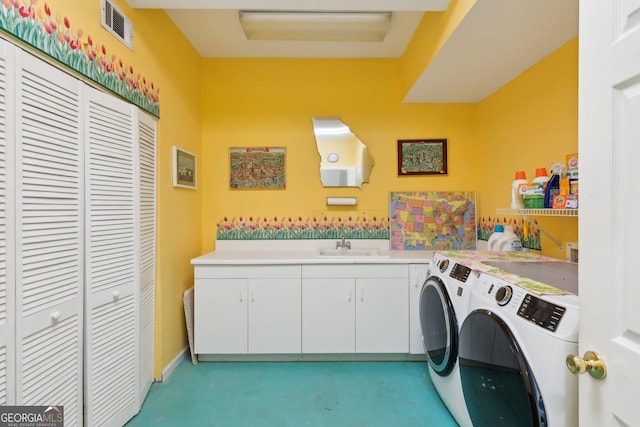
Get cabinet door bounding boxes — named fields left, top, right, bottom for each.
left=194, top=279, right=248, bottom=354
left=356, top=278, right=409, bottom=353
left=409, top=264, right=430, bottom=354
left=248, top=278, right=301, bottom=353
left=14, top=48, right=84, bottom=426
left=84, top=86, right=138, bottom=427
left=302, top=278, right=355, bottom=353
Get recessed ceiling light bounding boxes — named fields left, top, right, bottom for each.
left=239, top=11, right=392, bottom=42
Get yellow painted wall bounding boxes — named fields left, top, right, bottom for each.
left=200, top=58, right=479, bottom=253
left=476, top=38, right=579, bottom=259
left=43, top=0, right=203, bottom=378
left=13, top=1, right=579, bottom=377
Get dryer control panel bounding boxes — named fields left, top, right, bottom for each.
left=518, top=294, right=566, bottom=332
left=450, top=263, right=472, bottom=282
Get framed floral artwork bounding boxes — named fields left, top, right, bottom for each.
left=229, top=147, right=286, bottom=189
left=397, top=139, right=448, bottom=176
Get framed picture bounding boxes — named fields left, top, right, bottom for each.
left=173, top=146, right=197, bottom=189
left=229, top=147, right=286, bottom=189
left=397, top=139, right=448, bottom=176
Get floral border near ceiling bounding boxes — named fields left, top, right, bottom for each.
left=477, top=215, right=541, bottom=251
left=216, top=215, right=390, bottom=240
left=0, top=0, right=160, bottom=117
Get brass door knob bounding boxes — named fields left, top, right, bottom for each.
left=566, top=350, right=606, bottom=380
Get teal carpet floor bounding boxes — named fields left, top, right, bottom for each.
left=126, top=358, right=458, bottom=427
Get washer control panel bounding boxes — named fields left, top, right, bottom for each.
left=449, top=263, right=472, bottom=282
left=518, top=294, right=566, bottom=332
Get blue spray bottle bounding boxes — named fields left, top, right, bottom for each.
left=544, top=163, right=565, bottom=208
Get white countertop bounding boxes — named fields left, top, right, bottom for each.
left=192, top=240, right=432, bottom=265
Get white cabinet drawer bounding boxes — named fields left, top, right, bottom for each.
left=302, top=264, right=408, bottom=278
left=195, top=265, right=301, bottom=279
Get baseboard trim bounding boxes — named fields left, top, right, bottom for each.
left=161, top=346, right=188, bottom=381
left=197, top=353, right=428, bottom=362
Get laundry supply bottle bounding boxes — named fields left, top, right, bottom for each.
left=487, top=224, right=504, bottom=251
left=496, top=225, right=523, bottom=252
left=510, top=171, right=528, bottom=210
left=544, top=163, right=565, bottom=208
left=532, top=167, right=549, bottom=191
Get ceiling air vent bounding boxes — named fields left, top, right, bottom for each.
left=101, top=0, right=133, bottom=49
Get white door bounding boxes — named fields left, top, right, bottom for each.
left=83, top=86, right=139, bottom=426
left=302, top=278, right=355, bottom=353
left=0, top=38, right=15, bottom=406
left=194, top=279, right=248, bottom=354
left=578, top=1, right=640, bottom=425
left=248, top=278, right=301, bottom=353
left=355, top=278, right=408, bottom=353
left=136, top=110, right=156, bottom=403
left=14, top=47, right=84, bottom=426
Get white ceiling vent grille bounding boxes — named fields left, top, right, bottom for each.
left=101, top=0, right=133, bottom=50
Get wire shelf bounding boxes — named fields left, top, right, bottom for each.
left=496, top=208, right=578, bottom=217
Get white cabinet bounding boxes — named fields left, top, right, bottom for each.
left=409, top=264, right=430, bottom=355
left=302, top=265, right=409, bottom=354
left=194, top=266, right=302, bottom=354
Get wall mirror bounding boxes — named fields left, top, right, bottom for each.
left=312, top=117, right=374, bottom=188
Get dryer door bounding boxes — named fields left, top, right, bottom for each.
left=419, top=276, right=458, bottom=376
left=459, top=309, right=546, bottom=427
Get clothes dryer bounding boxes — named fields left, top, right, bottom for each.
left=459, top=272, right=579, bottom=426
left=419, top=252, right=476, bottom=427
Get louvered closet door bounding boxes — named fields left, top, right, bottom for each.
left=136, top=111, right=156, bottom=404
left=0, top=38, right=16, bottom=406
left=84, top=86, right=139, bottom=427
left=13, top=48, right=84, bottom=426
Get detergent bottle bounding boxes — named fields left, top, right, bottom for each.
left=496, top=225, right=523, bottom=252
left=487, top=225, right=504, bottom=251
left=510, top=171, right=528, bottom=210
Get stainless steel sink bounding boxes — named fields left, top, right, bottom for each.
left=317, top=248, right=389, bottom=258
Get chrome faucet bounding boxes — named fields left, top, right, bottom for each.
left=336, top=235, right=351, bottom=250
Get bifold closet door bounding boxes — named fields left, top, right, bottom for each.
left=0, top=38, right=15, bottom=406
left=13, top=46, right=84, bottom=425
left=84, top=86, right=139, bottom=427
left=137, top=111, right=156, bottom=403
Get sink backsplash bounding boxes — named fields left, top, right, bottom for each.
left=216, top=215, right=390, bottom=240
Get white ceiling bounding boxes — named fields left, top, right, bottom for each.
left=125, top=0, right=578, bottom=103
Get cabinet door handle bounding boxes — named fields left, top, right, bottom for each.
left=112, top=290, right=120, bottom=300
left=347, top=286, right=352, bottom=302
left=251, top=286, right=255, bottom=302
left=240, top=288, right=245, bottom=302
left=51, top=311, right=61, bottom=323
left=360, top=286, right=364, bottom=302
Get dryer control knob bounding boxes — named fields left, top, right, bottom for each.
left=495, top=286, right=512, bottom=306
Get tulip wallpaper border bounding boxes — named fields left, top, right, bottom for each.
left=216, top=215, right=390, bottom=240
left=0, top=1, right=160, bottom=117
left=477, top=215, right=541, bottom=251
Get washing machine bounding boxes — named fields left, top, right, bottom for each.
left=419, top=252, right=476, bottom=427
left=458, top=272, right=579, bottom=426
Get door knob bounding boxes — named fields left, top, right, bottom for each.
left=566, top=350, right=606, bottom=380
